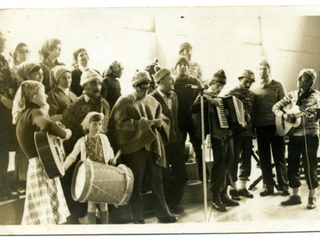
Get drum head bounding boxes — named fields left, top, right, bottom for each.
left=75, top=163, right=86, bottom=200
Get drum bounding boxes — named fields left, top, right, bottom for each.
left=71, top=159, right=134, bottom=206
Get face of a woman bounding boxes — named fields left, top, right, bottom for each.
left=28, top=69, right=43, bottom=82
left=58, top=71, right=72, bottom=89
left=32, top=86, right=47, bottom=107
left=49, top=44, right=61, bottom=59
left=16, top=46, right=30, bottom=63
left=77, top=50, right=89, bottom=67
left=88, top=120, right=103, bottom=136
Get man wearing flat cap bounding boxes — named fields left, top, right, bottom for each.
left=226, top=70, right=255, bottom=200
left=150, top=68, right=187, bottom=214
left=62, top=68, right=110, bottom=223
left=273, top=69, right=320, bottom=210
left=173, top=42, right=203, bottom=83
left=174, top=56, right=205, bottom=182
left=108, top=71, right=178, bottom=224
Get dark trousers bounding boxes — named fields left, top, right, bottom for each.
left=209, top=136, right=234, bottom=194
left=182, top=127, right=209, bottom=182
left=230, top=135, right=253, bottom=183
left=163, top=143, right=188, bottom=207
left=287, top=135, right=319, bottom=190
left=256, top=125, right=288, bottom=191
left=122, top=149, right=171, bottom=221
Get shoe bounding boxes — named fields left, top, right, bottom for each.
left=158, top=215, right=178, bottom=223
left=281, top=190, right=290, bottom=196
left=133, top=220, right=146, bottom=224
left=238, top=188, right=254, bottom=198
left=281, top=195, right=302, bottom=206
left=229, top=189, right=241, bottom=201
left=307, top=197, right=317, bottom=210
left=260, top=189, right=274, bottom=197
left=169, top=205, right=184, bottom=214
left=220, top=193, right=240, bottom=206
left=212, top=194, right=227, bottom=212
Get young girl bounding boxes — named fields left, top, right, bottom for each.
left=12, top=80, right=72, bottom=225
left=64, top=111, right=115, bottom=224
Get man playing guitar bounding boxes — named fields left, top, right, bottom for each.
left=272, top=69, right=320, bottom=209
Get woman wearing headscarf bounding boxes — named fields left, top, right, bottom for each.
left=39, top=38, right=65, bottom=93
left=101, top=61, right=123, bottom=109
left=12, top=80, right=72, bottom=224
left=16, top=62, right=43, bottom=85
left=47, top=65, right=77, bottom=122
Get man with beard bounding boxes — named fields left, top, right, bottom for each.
left=108, top=71, right=177, bottom=224
left=62, top=68, right=110, bottom=223
left=150, top=68, right=187, bottom=214
left=173, top=56, right=206, bottom=182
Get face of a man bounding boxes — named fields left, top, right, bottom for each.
left=83, top=80, right=102, bottom=99
left=135, top=83, right=150, bottom=99
left=181, top=48, right=192, bottom=61
left=239, top=77, right=253, bottom=91
left=297, top=73, right=312, bottom=92
left=210, top=82, right=225, bottom=95
left=176, top=62, right=189, bottom=78
left=160, top=73, right=174, bottom=94
left=258, top=65, right=270, bottom=80
left=0, top=32, right=6, bottom=54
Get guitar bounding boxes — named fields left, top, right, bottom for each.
left=34, top=131, right=66, bottom=178
left=275, top=104, right=315, bottom=136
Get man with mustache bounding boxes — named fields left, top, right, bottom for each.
left=62, top=68, right=110, bottom=223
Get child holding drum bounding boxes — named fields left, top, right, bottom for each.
left=64, top=111, right=116, bottom=224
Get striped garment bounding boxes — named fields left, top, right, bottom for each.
left=272, top=89, right=320, bottom=136
left=252, top=79, right=286, bottom=127
left=22, top=157, right=69, bottom=225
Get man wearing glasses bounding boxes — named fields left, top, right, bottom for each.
left=109, top=71, right=178, bottom=224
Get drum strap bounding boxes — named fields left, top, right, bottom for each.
left=116, top=165, right=132, bottom=207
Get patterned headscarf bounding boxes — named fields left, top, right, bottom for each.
left=49, top=65, right=70, bottom=89
left=81, top=111, right=104, bottom=131
left=16, top=62, right=41, bottom=80
left=12, top=80, right=44, bottom=124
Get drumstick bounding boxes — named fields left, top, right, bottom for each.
left=113, top=150, right=122, bottom=162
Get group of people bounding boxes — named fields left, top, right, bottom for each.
left=1, top=29, right=319, bottom=226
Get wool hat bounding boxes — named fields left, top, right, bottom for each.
left=297, top=69, right=317, bottom=86
left=49, top=65, right=70, bottom=89
left=238, top=69, right=255, bottom=82
left=179, top=42, right=192, bottom=52
left=80, top=68, right=102, bottom=87
left=81, top=111, right=104, bottom=131
left=211, top=69, right=227, bottom=84
left=175, top=56, right=189, bottom=69
left=154, top=68, right=171, bottom=84
left=17, top=62, right=41, bottom=80
left=131, top=71, right=151, bottom=87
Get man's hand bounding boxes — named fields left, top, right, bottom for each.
left=210, top=98, right=221, bottom=107
left=154, top=118, right=163, bottom=128
left=283, top=113, right=296, bottom=123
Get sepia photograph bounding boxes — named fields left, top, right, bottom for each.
left=1, top=1, right=320, bottom=238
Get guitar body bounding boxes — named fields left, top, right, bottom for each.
left=275, top=104, right=303, bottom=137
left=34, top=131, right=66, bottom=178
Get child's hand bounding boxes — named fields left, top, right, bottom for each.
left=109, top=158, right=117, bottom=165
left=64, top=129, right=72, bottom=140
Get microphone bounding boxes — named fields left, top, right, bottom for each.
left=185, top=84, right=206, bottom=90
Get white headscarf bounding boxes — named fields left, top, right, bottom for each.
left=81, top=111, right=104, bottom=131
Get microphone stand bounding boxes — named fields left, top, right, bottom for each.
left=199, top=88, right=208, bottom=222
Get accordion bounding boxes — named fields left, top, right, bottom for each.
left=216, top=96, right=246, bottom=131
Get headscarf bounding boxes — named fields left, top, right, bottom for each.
left=80, top=68, right=102, bottom=87
left=12, top=80, right=44, bottom=124
left=49, top=65, right=70, bottom=89
left=81, top=111, right=104, bottom=131
left=16, top=62, right=41, bottom=80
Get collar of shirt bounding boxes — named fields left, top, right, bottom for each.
left=84, top=94, right=91, bottom=102
left=157, top=88, right=172, bottom=98
left=58, top=85, right=69, bottom=95
left=260, top=77, right=272, bottom=88
left=78, top=65, right=88, bottom=73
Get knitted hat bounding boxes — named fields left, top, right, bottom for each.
left=238, top=69, right=255, bottom=82
left=131, top=71, right=151, bottom=87
left=80, top=68, right=102, bottom=87
left=297, top=69, right=317, bottom=86
left=17, top=62, right=41, bottom=80
left=49, top=65, right=70, bottom=89
left=175, top=56, right=189, bottom=69
left=81, top=111, right=104, bottom=131
left=154, top=68, right=171, bottom=84
left=179, top=42, right=192, bottom=53
left=211, top=69, right=227, bottom=84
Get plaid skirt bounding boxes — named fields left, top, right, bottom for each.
left=21, top=157, right=70, bottom=225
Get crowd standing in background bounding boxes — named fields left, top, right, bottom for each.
left=0, top=28, right=319, bottom=225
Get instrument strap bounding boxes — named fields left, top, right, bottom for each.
left=116, top=165, right=131, bottom=206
